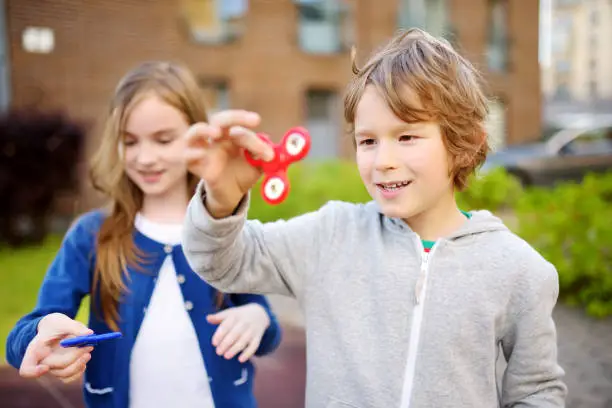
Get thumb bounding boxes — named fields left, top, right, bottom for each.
left=38, top=314, right=93, bottom=342
left=46, top=316, right=93, bottom=341
left=206, top=309, right=230, bottom=325
left=62, top=319, right=94, bottom=337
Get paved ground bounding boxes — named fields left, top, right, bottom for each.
left=554, top=305, right=612, bottom=408
left=1, top=296, right=611, bottom=408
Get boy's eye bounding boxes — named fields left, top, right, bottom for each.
left=399, top=135, right=417, bottom=142
left=358, top=138, right=376, bottom=146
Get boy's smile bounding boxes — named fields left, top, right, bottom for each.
left=375, top=180, right=413, bottom=199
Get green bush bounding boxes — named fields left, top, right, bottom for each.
left=249, top=160, right=370, bottom=222
left=457, top=167, right=524, bottom=212
left=515, top=172, right=612, bottom=318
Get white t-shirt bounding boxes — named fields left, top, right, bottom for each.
left=129, top=214, right=215, bottom=408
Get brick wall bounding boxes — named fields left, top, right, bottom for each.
left=5, top=0, right=541, bottom=210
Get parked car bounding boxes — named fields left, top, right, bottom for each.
left=480, top=124, right=612, bottom=186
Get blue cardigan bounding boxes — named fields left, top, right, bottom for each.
left=5, top=210, right=282, bottom=408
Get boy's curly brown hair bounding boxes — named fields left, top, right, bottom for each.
left=344, top=28, right=491, bottom=191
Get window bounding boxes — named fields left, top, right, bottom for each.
left=486, top=0, right=509, bottom=72
left=560, top=127, right=612, bottom=156
left=305, top=89, right=340, bottom=159
left=554, top=83, right=571, bottom=100
left=484, top=99, right=507, bottom=150
left=556, top=60, right=571, bottom=73
left=398, top=0, right=449, bottom=38
left=551, top=15, right=572, bottom=54
left=181, top=0, right=248, bottom=44
left=295, top=0, right=352, bottom=54
left=199, top=79, right=230, bottom=114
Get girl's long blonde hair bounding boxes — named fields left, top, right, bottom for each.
left=89, top=61, right=208, bottom=331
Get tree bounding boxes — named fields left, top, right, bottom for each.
left=0, top=109, right=86, bottom=247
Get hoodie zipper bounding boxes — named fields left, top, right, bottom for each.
left=399, top=237, right=439, bottom=408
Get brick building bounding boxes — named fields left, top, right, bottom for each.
left=0, top=0, right=541, bottom=210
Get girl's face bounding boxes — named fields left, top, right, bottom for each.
left=122, top=94, right=191, bottom=200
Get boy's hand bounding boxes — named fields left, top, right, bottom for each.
left=20, top=313, right=93, bottom=383
left=207, top=304, right=271, bottom=363
left=184, top=110, right=274, bottom=218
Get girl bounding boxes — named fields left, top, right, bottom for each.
left=6, top=61, right=282, bottom=408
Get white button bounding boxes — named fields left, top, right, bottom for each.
left=185, top=301, right=193, bottom=311
left=177, top=274, right=186, bottom=284
left=164, top=245, right=173, bottom=254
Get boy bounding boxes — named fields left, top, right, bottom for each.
left=181, top=28, right=567, bottom=407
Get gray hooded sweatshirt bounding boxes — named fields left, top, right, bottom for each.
left=182, top=188, right=567, bottom=408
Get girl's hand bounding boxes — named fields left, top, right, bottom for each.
left=20, top=313, right=94, bottom=383
left=207, top=304, right=271, bottom=363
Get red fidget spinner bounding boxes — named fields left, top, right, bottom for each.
left=245, top=127, right=311, bottom=205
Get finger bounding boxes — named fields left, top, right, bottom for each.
left=61, top=370, right=85, bottom=384
left=49, top=352, right=91, bottom=379
left=185, top=147, right=207, bottom=165
left=228, top=127, right=274, bottom=162
left=51, top=360, right=86, bottom=380
left=216, top=323, right=246, bottom=356
left=185, top=123, right=220, bottom=145
left=43, top=347, right=86, bottom=369
left=206, top=309, right=230, bottom=325
left=238, top=337, right=261, bottom=363
left=43, top=346, right=92, bottom=370
left=223, top=331, right=252, bottom=360
left=210, top=314, right=234, bottom=347
left=209, top=110, right=261, bottom=130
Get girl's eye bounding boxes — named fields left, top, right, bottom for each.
left=123, top=139, right=137, bottom=147
left=156, top=134, right=176, bottom=145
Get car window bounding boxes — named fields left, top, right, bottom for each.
left=561, top=127, right=612, bottom=156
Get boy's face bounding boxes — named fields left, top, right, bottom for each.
left=354, top=85, right=455, bottom=221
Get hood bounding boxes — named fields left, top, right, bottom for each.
left=446, top=210, right=509, bottom=241
left=368, top=201, right=510, bottom=241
